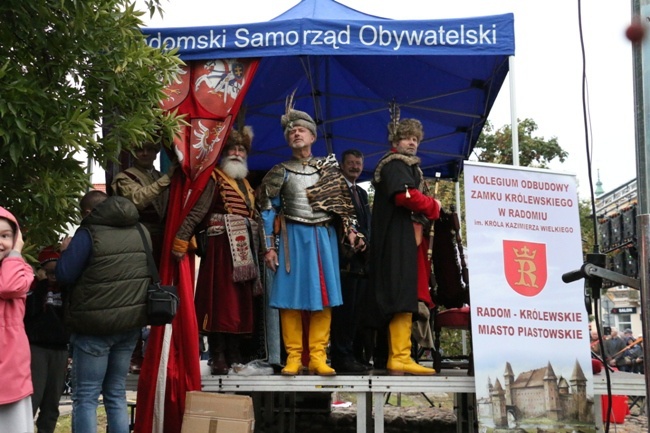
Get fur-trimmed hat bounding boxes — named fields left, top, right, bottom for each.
left=38, top=246, right=60, bottom=266
left=388, top=118, right=424, bottom=144
left=281, top=109, right=317, bottom=141
left=281, top=90, right=317, bottom=141
left=387, top=101, right=424, bottom=144
left=225, top=125, right=254, bottom=154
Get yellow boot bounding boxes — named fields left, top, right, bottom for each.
left=308, top=308, right=336, bottom=376
left=280, top=309, right=304, bottom=375
left=387, top=312, right=436, bottom=376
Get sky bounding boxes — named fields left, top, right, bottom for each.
left=132, top=0, right=638, bottom=198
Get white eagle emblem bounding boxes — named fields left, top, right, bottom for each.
left=192, top=120, right=225, bottom=161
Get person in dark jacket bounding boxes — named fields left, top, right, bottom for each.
left=25, top=246, right=69, bottom=433
left=56, top=190, right=150, bottom=433
left=603, top=326, right=628, bottom=370
left=367, top=116, right=440, bottom=376
left=330, top=149, right=372, bottom=373
left=111, top=139, right=176, bottom=374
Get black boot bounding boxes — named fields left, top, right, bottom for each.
left=354, top=327, right=375, bottom=367
left=207, top=333, right=228, bottom=375
left=226, top=334, right=243, bottom=366
left=372, top=326, right=389, bottom=371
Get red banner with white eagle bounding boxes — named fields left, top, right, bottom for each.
left=135, top=58, right=258, bottom=433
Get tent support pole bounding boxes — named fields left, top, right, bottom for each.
left=508, top=56, right=519, bottom=166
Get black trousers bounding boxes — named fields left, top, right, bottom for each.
left=330, top=273, right=367, bottom=363
left=30, top=344, right=69, bottom=433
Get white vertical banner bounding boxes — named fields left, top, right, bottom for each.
left=464, top=162, right=595, bottom=431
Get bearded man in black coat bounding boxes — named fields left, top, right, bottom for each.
left=367, top=117, right=441, bottom=376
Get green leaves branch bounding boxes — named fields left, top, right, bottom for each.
left=0, top=0, right=183, bottom=256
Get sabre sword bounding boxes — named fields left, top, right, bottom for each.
left=427, top=172, right=441, bottom=290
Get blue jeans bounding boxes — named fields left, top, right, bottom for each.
left=70, top=329, right=139, bottom=433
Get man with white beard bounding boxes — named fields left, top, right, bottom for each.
left=172, top=125, right=262, bottom=375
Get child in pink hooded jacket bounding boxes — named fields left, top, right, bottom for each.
left=0, top=206, right=35, bottom=432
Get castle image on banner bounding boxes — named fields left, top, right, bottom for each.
left=479, top=361, right=593, bottom=428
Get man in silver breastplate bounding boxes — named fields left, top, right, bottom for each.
left=259, top=104, right=365, bottom=376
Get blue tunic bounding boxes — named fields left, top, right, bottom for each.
left=262, top=198, right=343, bottom=311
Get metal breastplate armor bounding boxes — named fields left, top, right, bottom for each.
left=281, top=160, right=331, bottom=224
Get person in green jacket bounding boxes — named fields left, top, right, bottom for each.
left=56, top=190, right=150, bottom=433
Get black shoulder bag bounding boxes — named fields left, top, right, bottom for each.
left=136, top=224, right=180, bottom=326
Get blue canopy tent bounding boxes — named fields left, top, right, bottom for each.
left=137, top=3, right=515, bottom=431
left=143, top=0, right=515, bottom=180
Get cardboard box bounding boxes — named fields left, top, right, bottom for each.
left=181, top=391, right=254, bottom=433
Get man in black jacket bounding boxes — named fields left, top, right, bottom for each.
left=330, top=149, right=371, bottom=373
left=367, top=118, right=440, bottom=376
left=56, top=190, right=150, bottom=433
left=603, top=326, right=628, bottom=370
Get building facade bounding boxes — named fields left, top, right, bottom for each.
left=595, top=178, right=643, bottom=336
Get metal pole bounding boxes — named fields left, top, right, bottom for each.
left=631, top=0, right=650, bottom=414
left=508, top=56, right=519, bottom=166
left=637, top=215, right=650, bottom=387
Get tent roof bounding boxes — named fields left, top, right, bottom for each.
left=272, top=0, right=386, bottom=22
left=143, top=0, right=514, bottom=180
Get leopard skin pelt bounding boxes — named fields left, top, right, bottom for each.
left=306, top=154, right=358, bottom=233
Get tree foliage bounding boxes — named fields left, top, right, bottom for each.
left=0, top=0, right=183, bottom=256
left=578, top=199, right=596, bottom=256
left=472, top=118, right=568, bottom=168
left=433, top=118, right=571, bottom=210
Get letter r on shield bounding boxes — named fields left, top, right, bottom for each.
left=503, top=240, right=547, bottom=297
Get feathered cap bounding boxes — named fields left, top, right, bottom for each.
left=225, top=109, right=254, bottom=153
left=281, top=89, right=317, bottom=141
left=387, top=101, right=424, bottom=144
